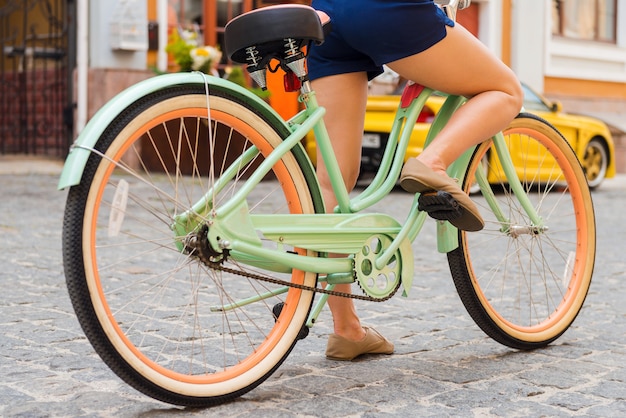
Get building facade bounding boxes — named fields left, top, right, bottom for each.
left=510, top=0, right=626, bottom=129
left=508, top=0, right=626, bottom=167
left=2, top=0, right=625, bottom=167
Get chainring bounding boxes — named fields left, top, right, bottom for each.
left=354, top=234, right=403, bottom=299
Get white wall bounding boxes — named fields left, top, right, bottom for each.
left=509, top=0, right=546, bottom=91
left=89, top=0, right=148, bottom=70
left=473, top=0, right=503, bottom=59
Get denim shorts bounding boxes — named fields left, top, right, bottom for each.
left=308, top=0, right=454, bottom=81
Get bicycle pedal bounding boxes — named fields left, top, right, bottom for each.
left=418, top=191, right=463, bottom=221
left=272, top=302, right=309, bottom=340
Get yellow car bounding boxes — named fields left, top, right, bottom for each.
left=304, top=82, right=615, bottom=188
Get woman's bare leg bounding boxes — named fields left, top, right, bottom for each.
left=309, top=23, right=522, bottom=342
left=311, top=72, right=369, bottom=341
left=387, top=23, right=523, bottom=176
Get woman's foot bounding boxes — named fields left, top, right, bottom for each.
left=400, top=158, right=484, bottom=231
left=325, top=327, right=394, bottom=361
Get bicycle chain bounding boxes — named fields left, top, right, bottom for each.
left=189, top=240, right=398, bottom=301
left=185, top=226, right=400, bottom=302
left=205, top=259, right=399, bottom=301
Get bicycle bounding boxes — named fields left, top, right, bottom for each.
left=58, top=0, right=595, bottom=408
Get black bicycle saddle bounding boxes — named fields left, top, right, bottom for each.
left=225, top=5, right=328, bottom=66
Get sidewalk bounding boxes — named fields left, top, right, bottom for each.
left=0, top=155, right=64, bottom=176
left=1, top=159, right=625, bottom=416
left=2, top=155, right=626, bottom=188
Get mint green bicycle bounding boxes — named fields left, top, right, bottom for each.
left=59, top=1, right=595, bottom=407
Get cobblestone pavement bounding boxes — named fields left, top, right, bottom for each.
left=1, top=159, right=625, bottom=417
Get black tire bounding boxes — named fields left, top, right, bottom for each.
left=448, top=113, right=595, bottom=350
left=63, top=84, right=323, bottom=406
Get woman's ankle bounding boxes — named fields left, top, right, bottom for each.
left=332, top=323, right=366, bottom=341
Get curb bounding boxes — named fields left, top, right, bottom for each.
left=1, top=155, right=625, bottom=190
left=0, top=156, right=64, bottom=176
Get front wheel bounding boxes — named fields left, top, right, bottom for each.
left=449, top=113, right=596, bottom=350
left=62, top=83, right=323, bottom=406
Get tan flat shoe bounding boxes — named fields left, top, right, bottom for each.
left=325, top=327, right=394, bottom=361
left=400, top=158, right=484, bottom=231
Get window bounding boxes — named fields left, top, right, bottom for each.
left=169, top=0, right=204, bottom=29
left=215, top=0, right=245, bottom=63
left=552, top=0, right=617, bottom=42
left=167, top=1, right=308, bottom=72
left=167, top=0, right=248, bottom=72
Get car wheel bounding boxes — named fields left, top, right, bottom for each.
left=581, top=137, right=608, bottom=189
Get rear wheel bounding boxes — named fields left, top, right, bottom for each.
left=449, top=113, right=595, bottom=349
left=63, top=84, right=322, bottom=406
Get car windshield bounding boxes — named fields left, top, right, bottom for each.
left=522, top=84, right=550, bottom=112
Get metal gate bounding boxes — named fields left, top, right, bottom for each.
left=0, top=0, right=75, bottom=157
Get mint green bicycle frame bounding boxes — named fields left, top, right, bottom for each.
left=58, top=72, right=542, bottom=323
left=168, top=76, right=543, bottom=305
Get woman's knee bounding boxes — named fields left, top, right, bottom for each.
left=501, top=77, right=524, bottom=118
left=475, top=62, right=523, bottom=119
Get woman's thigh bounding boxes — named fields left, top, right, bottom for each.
left=311, top=72, right=369, bottom=187
left=387, top=23, right=520, bottom=99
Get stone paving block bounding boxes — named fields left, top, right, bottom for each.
left=2, top=170, right=626, bottom=416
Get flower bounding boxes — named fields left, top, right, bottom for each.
left=163, top=28, right=268, bottom=100
left=165, top=29, right=221, bottom=75
left=180, top=29, right=200, bottom=47
left=190, top=46, right=222, bottom=73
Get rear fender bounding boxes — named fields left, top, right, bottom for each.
left=58, top=72, right=283, bottom=189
